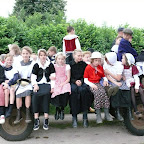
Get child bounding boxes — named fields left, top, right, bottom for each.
left=117, top=28, right=138, bottom=61
left=51, top=52, right=71, bottom=120
left=63, top=26, right=81, bottom=63
left=84, top=52, right=113, bottom=124
left=82, top=51, right=91, bottom=64
left=31, top=49, right=55, bottom=131
left=47, top=46, right=57, bottom=64
left=122, top=53, right=144, bottom=118
left=111, top=36, right=122, bottom=53
left=3, top=54, right=19, bottom=118
left=104, top=52, right=132, bottom=121
left=8, top=44, right=22, bottom=68
left=14, top=46, right=34, bottom=124
left=0, top=65, right=5, bottom=124
left=69, top=49, right=92, bottom=128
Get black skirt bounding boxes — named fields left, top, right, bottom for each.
left=110, top=89, right=131, bottom=108
left=69, top=83, right=93, bottom=115
left=51, top=92, right=69, bottom=108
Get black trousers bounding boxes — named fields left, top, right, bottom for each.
left=69, top=83, right=93, bottom=115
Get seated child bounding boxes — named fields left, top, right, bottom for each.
left=104, top=52, right=132, bottom=121
left=84, top=52, right=113, bottom=124
left=47, top=46, right=57, bottom=64
left=0, top=65, right=5, bottom=124
left=51, top=52, right=71, bottom=120
left=82, top=51, right=91, bottom=64
left=122, top=53, right=144, bottom=118
left=3, top=54, right=19, bottom=118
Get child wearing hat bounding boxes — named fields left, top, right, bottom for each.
left=104, top=52, right=132, bottom=121
left=84, top=51, right=113, bottom=124
left=122, top=53, right=144, bottom=118
left=117, top=28, right=138, bottom=61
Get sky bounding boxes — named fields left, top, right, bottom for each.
left=0, top=0, right=144, bottom=28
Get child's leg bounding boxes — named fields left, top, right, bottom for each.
left=4, top=89, right=10, bottom=107
left=25, top=96, right=31, bottom=123
left=0, top=106, right=5, bottom=124
left=16, top=97, right=22, bottom=109
left=33, top=113, right=40, bottom=131
left=10, top=87, right=15, bottom=104
left=25, top=95, right=31, bottom=108
left=43, top=113, right=49, bottom=130
left=131, top=87, right=137, bottom=112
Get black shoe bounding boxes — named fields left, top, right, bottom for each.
left=33, top=118, right=40, bottom=131
left=60, top=110, right=64, bottom=120
left=55, top=108, right=60, bottom=120
left=25, top=108, right=32, bottom=123
left=115, top=108, right=124, bottom=121
left=72, top=116, right=77, bottom=128
left=43, top=119, right=49, bottom=130
left=83, top=119, right=88, bottom=128
left=14, top=108, right=23, bottom=124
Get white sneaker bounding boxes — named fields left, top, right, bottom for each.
left=0, top=115, right=5, bottom=124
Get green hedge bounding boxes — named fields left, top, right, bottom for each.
left=0, top=16, right=144, bottom=54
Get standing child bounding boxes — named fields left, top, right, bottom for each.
left=122, top=53, right=144, bottom=118
left=0, top=65, right=5, bottom=124
left=84, top=52, right=113, bottom=124
left=31, top=49, right=55, bottom=131
left=14, top=46, right=34, bottom=124
left=51, top=52, right=71, bottom=120
left=3, top=54, right=19, bottom=118
left=117, top=28, right=138, bottom=61
left=63, top=26, right=81, bottom=63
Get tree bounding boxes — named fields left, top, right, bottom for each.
left=12, top=0, right=66, bottom=21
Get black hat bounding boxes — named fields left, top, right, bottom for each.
left=87, top=48, right=94, bottom=53
left=117, top=27, right=124, bottom=32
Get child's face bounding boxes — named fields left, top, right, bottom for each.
left=83, top=54, right=91, bottom=63
left=56, top=55, right=65, bottom=65
left=39, top=52, right=47, bottom=63
left=21, top=49, right=30, bottom=61
left=48, top=51, right=56, bottom=57
left=5, top=57, right=13, bottom=67
left=116, top=38, right=122, bottom=45
left=122, top=55, right=126, bottom=65
left=74, top=52, right=83, bottom=63
left=123, top=34, right=132, bottom=41
left=92, top=58, right=101, bottom=67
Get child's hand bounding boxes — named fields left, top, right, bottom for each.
left=3, top=83, right=8, bottom=89
left=5, top=80, right=9, bottom=84
left=51, top=88, right=54, bottom=93
left=103, top=81, right=108, bottom=86
left=75, top=80, right=82, bottom=86
left=49, top=75, right=55, bottom=80
left=33, top=84, right=39, bottom=92
left=135, top=89, right=139, bottom=93
left=91, top=84, right=98, bottom=90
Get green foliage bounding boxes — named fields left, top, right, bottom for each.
left=0, top=16, right=144, bottom=55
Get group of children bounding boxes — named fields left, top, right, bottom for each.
left=0, top=26, right=144, bottom=131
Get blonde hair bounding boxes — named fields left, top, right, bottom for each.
left=55, top=52, right=66, bottom=61
left=0, top=54, right=6, bottom=61
left=83, top=51, right=91, bottom=57
left=5, top=53, right=13, bottom=60
left=10, top=44, right=21, bottom=55
left=22, top=46, right=32, bottom=54
left=73, top=49, right=82, bottom=55
left=122, top=53, right=129, bottom=66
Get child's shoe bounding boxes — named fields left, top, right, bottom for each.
left=43, top=119, right=49, bottom=130
left=33, top=118, right=40, bottom=131
left=0, top=115, right=5, bottom=124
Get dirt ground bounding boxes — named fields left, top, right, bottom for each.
left=0, top=113, right=144, bottom=144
